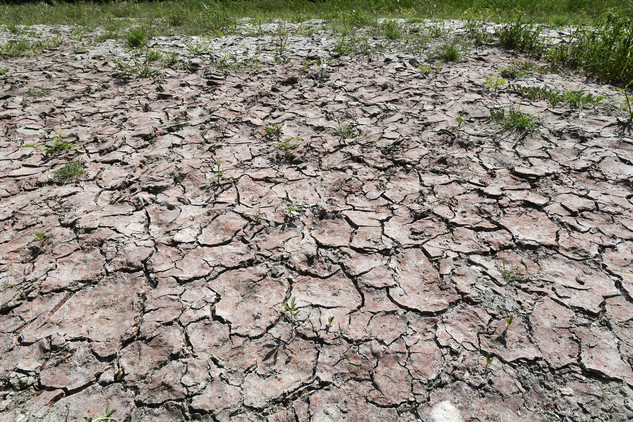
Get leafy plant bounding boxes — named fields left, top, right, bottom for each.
left=335, top=119, right=353, bottom=139
left=417, top=61, right=443, bottom=76
left=145, top=48, right=162, bottom=62
left=275, top=137, right=303, bottom=160
left=496, top=20, right=545, bottom=55
left=484, top=75, right=507, bottom=96
left=26, top=88, right=46, bottom=98
left=281, top=297, right=299, bottom=338
left=53, top=159, right=85, bottom=184
left=264, top=122, right=284, bottom=137
left=273, top=22, right=289, bottom=63
left=84, top=405, right=118, bottom=422
left=207, top=159, right=234, bottom=185
left=33, top=233, right=47, bottom=245
left=618, top=80, right=633, bottom=121
left=497, top=259, right=527, bottom=283
left=185, top=39, right=212, bottom=55
left=377, top=19, right=404, bottom=40
left=484, top=354, right=494, bottom=374
left=455, top=115, right=464, bottom=137
left=24, top=133, right=78, bottom=158
left=125, top=27, right=149, bottom=48
left=435, top=40, right=462, bottom=62
left=499, top=65, right=525, bottom=80
left=112, top=53, right=161, bottom=79
left=490, top=107, right=539, bottom=134
left=282, top=203, right=304, bottom=220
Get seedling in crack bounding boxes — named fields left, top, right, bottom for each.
left=83, top=404, right=118, bottom=422
left=53, top=159, right=85, bottom=184
left=484, top=75, right=506, bottom=96
left=281, top=297, right=299, bottom=338
left=207, top=159, right=234, bottom=185
left=497, top=259, right=527, bottom=283
left=484, top=354, right=494, bottom=374
left=33, top=233, right=47, bottom=244
left=282, top=203, right=304, bottom=220
left=275, top=137, right=303, bottom=160
left=24, top=133, right=79, bottom=158
left=617, top=80, right=633, bottom=122
left=455, top=115, right=464, bottom=137
left=335, top=119, right=353, bottom=139
left=264, top=122, right=284, bottom=137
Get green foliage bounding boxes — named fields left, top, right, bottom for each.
left=617, top=80, right=633, bottom=121
left=0, top=37, right=61, bottom=57
left=435, top=40, right=463, bottom=62
left=417, top=61, right=443, bottom=76
left=377, top=19, right=404, bottom=40
left=490, top=107, right=539, bottom=134
left=275, top=137, right=303, bottom=160
left=145, top=48, right=162, bottom=62
left=264, top=122, right=284, bottom=136
left=207, top=159, right=234, bottom=185
left=282, top=203, right=304, bottom=219
left=483, top=75, right=507, bottom=95
left=281, top=297, right=299, bottom=337
left=497, top=259, right=527, bottom=283
left=84, top=405, right=118, bottom=422
left=24, top=133, right=79, bottom=158
left=335, top=119, right=353, bottom=139
left=547, top=12, right=633, bottom=85
left=54, top=159, right=85, bottom=184
left=112, top=52, right=161, bottom=79
left=125, top=26, right=149, bottom=48
left=496, top=20, right=546, bottom=55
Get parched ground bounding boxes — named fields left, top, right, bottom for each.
left=1, top=21, right=633, bottom=422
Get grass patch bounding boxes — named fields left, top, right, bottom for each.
left=490, top=107, right=539, bottom=133
left=434, top=39, right=465, bottom=62
left=54, top=159, right=85, bottom=184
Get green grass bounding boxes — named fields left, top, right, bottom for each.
left=54, top=159, right=85, bottom=184
left=490, top=107, right=540, bottom=133
left=0, top=0, right=629, bottom=34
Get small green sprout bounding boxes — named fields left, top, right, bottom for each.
left=264, top=122, right=284, bottom=136
left=282, top=203, right=304, bottom=220
left=83, top=404, right=119, bottom=422
left=327, top=316, right=334, bottom=325
left=497, top=259, right=527, bottom=283
left=33, top=233, right=47, bottom=244
left=24, top=133, right=78, bottom=158
left=335, top=119, right=353, bottom=139
left=616, top=80, right=633, bottom=121
left=484, top=354, right=494, bottom=373
left=281, top=297, right=299, bottom=338
left=484, top=75, right=507, bottom=97
left=275, top=137, right=303, bottom=160
left=207, top=160, right=235, bottom=185
left=456, top=115, right=464, bottom=137
left=505, top=315, right=514, bottom=332
left=417, top=61, right=443, bottom=76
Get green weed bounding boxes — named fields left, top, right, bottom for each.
left=617, top=80, right=633, bottom=121
left=112, top=53, right=161, bottom=79
left=335, top=119, right=353, bottom=139
left=499, top=65, right=525, bottom=80
left=377, top=19, right=404, bottom=40
left=483, top=75, right=507, bottom=95
left=25, top=88, right=46, bottom=98
left=417, top=61, right=443, bottom=76
left=275, top=137, right=303, bottom=160
left=490, top=107, right=539, bottom=134
left=84, top=405, right=118, bottom=422
left=496, top=20, right=546, bottom=55
left=273, top=22, right=289, bottom=63
left=207, top=159, right=234, bottom=185
left=435, top=40, right=463, bottom=62
left=497, top=259, right=527, bottom=283
left=54, top=159, right=85, bottom=184
left=282, top=203, right=304, bottom=220
left=125, top=27, right=149, bottom=48
left=185, top=39, right=212, bottom=55
left=281, top=297, right=299, bottom=338
left=24, top=133, right=79, bottom=158
left=264, top=122, right=284, bottom=137
left=145, top=48, right=162, bottom=62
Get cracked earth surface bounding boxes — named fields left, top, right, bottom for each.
left=1, top=20, right=633, bottom=421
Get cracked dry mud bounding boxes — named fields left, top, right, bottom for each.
left=1, top=21, right=633, bottom=422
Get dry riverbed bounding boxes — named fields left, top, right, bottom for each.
left=1, top=20, right=633, bottom=421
